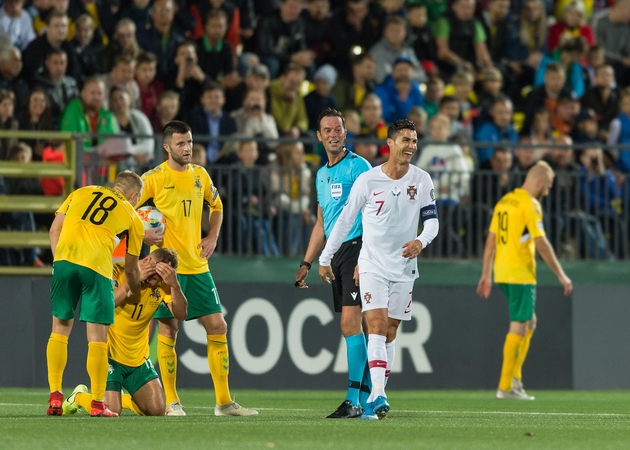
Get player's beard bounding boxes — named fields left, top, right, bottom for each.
left=170, top=151, right=190, bottom=167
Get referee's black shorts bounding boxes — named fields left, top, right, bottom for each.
left=330, top=236, right=362, bottom=313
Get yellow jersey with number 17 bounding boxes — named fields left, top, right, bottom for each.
left=54, top=186, right=144, bottom=279
left=489, top=188, right=546, bottom=285
left=108, top=264, right=172, bottom=367
left=137, top=162, right=223, bottom=275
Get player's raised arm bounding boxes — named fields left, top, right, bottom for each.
left=295, top=205, right=326, bottom=289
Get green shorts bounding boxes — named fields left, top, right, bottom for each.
left=50, top=260, right=115, bottom=324
left=154, top=272, right=222, bottom=321
left=499, top=283, right=536, bottom=322
left=106, top=358, right=159, bottom=396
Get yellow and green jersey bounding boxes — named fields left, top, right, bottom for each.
left=54, top=186, right=144, bottom=279
left=137, top=162, right=223, bottom=275
left=489, top=188, right=546, bottom=285
left=108, top=264, right=172, bottom=367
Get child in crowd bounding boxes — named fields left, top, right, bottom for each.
left=423, top=77, right=444, bottom=118
left=407, top=106, right=427, bottom=140
left=304, top=64, right=337, bottom=131
left=407, top=3, right=437, bottom=76
left=342, top=108, right=361, bottom=151
left=450, top=71, right=475, bottom=137
left=439, top=95, right=467, bottom=139
left=476, top=68, right=504, bottom=124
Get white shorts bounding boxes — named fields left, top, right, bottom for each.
left=358, top=273, right=414, bottom=321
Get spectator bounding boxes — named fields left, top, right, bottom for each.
left=407, top=106, right=428, bottom=140
left=439, top=95, right=468, bottom=139
left=551, top=91, right=580, bottom=136
left=109, top=84, right=155, bottom=173
left=27, top=0, right=52, bottom=37
left=231, top=88, right=279, bottom=161
left=433, top=0, right=493, bottom=77
left=67, top=0, right=117, bottom=44
left=69, top=13, right=102, bottom=80
left=584, top=45, right=606, bottom=89
left=607, top=87, right=630, bottom=174
left=269, top=63, right=308, bottom=138
left=522, top=62, right=572, bottom=134
left=17, top=88, right=54, bottom=160
left=271, top=141, right=314, bottom=256
left=136, top=0, right=185, bottom=83
left=0, top=0, right=36, bottom=51
left=182, top=81, right=237, bottom=164
left=151, top=90, right=180, bottom=133
left=229, top=140, right=279, bottom=256
left=534, top=37, right=586, bottom=98
left=165, top=41, right=210, bottom=112
left=479, top=0, right=511, bottom=67
left=21, top=11, right=79, bottom=84
left=41, top=140, right=66, bottom=196
left=32, top=48, right=79, bottom=120
left=256, top=0, right=314, bottom=79
left=374, top=56, right=424, bottom=124
left=60, top=76, right=119, bottom=150
left=475, top=67, right=504, bottom=124
left=592, top=0, right=630, bottom=84
left=527, top=109, right=553, bottom=157
left=189, top=0, right=241, bottom=51
left=582, top=64, right=619, bottom=142
left=302, top=0, right=332, bottom=65
left=571, top=109, right=601, bottom=144
left=359, top=93, right=388, bottom=163
left=450, top=70, right=475, bottom=137
left=101, top=54, right=140, bottom=110
left=0, top=46, right=28, bottom=112
left=423, top=76, right=444, bottom=118
left=135, top=51, right=164, bottom=124
left=353, top=138, right=379, bottom=166
left=196, top=9, right=238, bottom=87
left=473, top=96, right=518, bottom=164
left=119, top=0, right=152, bottom=33
left=304, top=64, right=337, bottom=130
left=408, top=3, right=437, bottom=76
left=547, top=1, right=594, bottom=53
left=324, top=0, right=378, bottom=78
left=0, top=89, right=18, bottom=160
left=369, top=15, right=425, bottom=85
left=511, top=137, right=542, bottom=173
left=225, top=63, right=270, bottom=112
left=331, top=53, right=376, bottom=113
left=98, top=18, right=139, bottom=74
left=48, top=0, right=75, bottom=41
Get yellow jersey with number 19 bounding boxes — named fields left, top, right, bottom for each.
left=137, top=162, right=223, bottom=275
left=489, top=188, right=546, bottom=285
left=108, top=264, right=172, bottom=367
left=54, top=186, right=144, bottom=279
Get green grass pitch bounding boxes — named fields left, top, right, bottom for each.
left=1, top=388, right=630, bottom=450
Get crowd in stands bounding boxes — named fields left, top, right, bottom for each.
left=1, top=0, right=630, bottom=263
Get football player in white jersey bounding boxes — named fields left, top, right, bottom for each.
left=318, top=119, right=439, bottom=420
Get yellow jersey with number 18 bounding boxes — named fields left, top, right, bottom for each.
left=54, top=186, right=144, bottom=279
left=489, top=188, right=546, bottom=285
left=108, top=264, right=172, bottom=367
left=137, top=162, right=223, bottom=275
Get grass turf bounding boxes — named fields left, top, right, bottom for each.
left=1, top=388, right=629, bottom=450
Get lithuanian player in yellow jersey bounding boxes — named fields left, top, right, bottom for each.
left=477, top=161, right=573, bottom=400
left=63, top=248, right=188, bottom=416
left=136, top=120, right=257, bottom=416
left=46, top=171, right=145, bottom=417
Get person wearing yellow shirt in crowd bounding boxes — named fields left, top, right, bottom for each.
left=477, top=161, right=573, bottom=400
left=62, top=248, right=187, bottom=416
left=136, top=120, right=258, bottom=417
left=46, top=170, right=145, bottom=417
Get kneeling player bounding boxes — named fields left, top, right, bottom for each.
left=63, top=248, right=187, bottom=416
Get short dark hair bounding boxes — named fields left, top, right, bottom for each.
left=387, top=119, right=416, bottom=140
left=317, top=107, right=346, bottom=131
left=45, top=47, right=66, bottom=60
left=439, top=94, right=459, bottom=108
left=46, top=10, right=67, bottom=26
left=151, top=248, right=179, bottom=270
left=201, top=80, right=224, bottom=95
left=136, top=51, right=157, bottom=66
left=205, top=9, right=228, bottom=25
left=163, top=120, right=192, bottom=144
left=113, top=54, right=136, bottom=67
left=351, top=53, right=375, bottom=67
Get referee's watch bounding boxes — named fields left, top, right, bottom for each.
left=299, top=260, right=312, bottom=270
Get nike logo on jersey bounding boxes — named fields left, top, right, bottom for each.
left=164, top=186, right=175, bottom=189
left=351, top=292, right=358, bottom=300
left=373, top=191, right=384, bottom=196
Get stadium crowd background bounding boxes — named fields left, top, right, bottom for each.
left=1, top=0, right=630, bottom=265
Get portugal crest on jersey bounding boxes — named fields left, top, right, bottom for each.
left=407, top=185, right=417, bottom=200
left=363, top=292, right=372, bottom=304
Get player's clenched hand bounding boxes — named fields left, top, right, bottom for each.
left=294, top=266, right=309, bottom=289
left=559, top=274, right=573, bottom=296
left=143, top=228, right=163, bottom=246
left=402, top=239, right=423, bottom=259
left=156, top=262, right=178, bottom=287
left=319, top=265, right=335, bottom=285
left=198, top=236, right=217, bottom=259
left=476, top=277, right=492, bottom=299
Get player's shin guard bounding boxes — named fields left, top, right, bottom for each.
left=47, top=333, right=68, bottom=392
left=122, top=394, right=145, bottom=416
left=513, top=329, right=533, bottom=381
left=207, top=334, right=231, bottom=406
left=367, top=334, right=387, bottom=400
left=385, top=339, right=396, bottom=387
left=75, top=392, right=93, bottom=411
left=345, top=334, right=367, bottom=406
left=86, top=342, right=108, bottom=402
left=158, top=334, right=180, bottom=405
left=499, top=333, right=524, bottom=391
